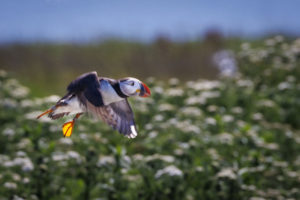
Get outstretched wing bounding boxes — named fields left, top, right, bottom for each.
left=86, top=99, right=138, bottom=138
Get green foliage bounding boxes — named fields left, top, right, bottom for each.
left=0, top=34, right=222, bottom=96
left=0, top=36, right=300, bottom=200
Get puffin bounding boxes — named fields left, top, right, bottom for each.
left=37, top=71, right=151, bottom=138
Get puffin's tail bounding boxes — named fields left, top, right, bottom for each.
left=36, top=108, right=54, bottom=119
left=37, top=104, right=69, bottom=120
left=37, top=94, right=74, bottom=120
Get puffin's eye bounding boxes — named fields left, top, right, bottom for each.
left=129, top=82, right=134, bottom=86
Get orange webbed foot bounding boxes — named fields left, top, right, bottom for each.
left=62, top=121, right=75, bottom=137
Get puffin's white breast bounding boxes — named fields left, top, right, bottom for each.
left=100, top=80, right=123, bottom=105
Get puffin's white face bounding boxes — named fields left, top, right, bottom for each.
left=119, top=77, right=151, bottom=97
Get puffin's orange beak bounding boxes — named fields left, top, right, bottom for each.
left=140, top=82, right=151, bottom=97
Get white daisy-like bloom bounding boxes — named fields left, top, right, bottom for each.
left=145, top=154, right=175, bottom=163
left=217, top=168, right=237, bottom=180
left=4, top=182, right=17, bottom=190
left=155, top=165, right=183, bottom=179
left=97, top=155, right=115, bottom=167
left=3, top=157, right=34, bottom=172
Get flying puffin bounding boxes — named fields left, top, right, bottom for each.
left=37, top=71, right=151, bottom=138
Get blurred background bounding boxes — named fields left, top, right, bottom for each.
left=1, top=0, right=299, bottom=96
left=1, top=1, right=300, bottom=200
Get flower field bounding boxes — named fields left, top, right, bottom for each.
left=0, top=36, right=300, bottom=200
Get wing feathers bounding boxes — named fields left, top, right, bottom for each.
left=86, top=100, right=138, bottom=138
left=87, top=99, right=137, bottom=138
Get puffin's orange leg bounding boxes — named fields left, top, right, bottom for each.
left=36, top=109, right=53, bottom=119
left=62, top=113, right=82, bottom=137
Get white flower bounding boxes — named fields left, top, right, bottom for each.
left=252, top=113, right=263, bottom=120
left=168, top=78, right=179, bottom=86
left=4, top=182, right=17, bottom=189
left=278, top=82, right=291, bottom=90
left=132, top=154, right=144, bottom=162
left=10, top=86, right=29, bottom=99
left=3, top=128, right=15, bottom=136
left=1, top=98, right=18, bottom=108
left=207, top=148, right=220, bottom=160
left=241, top=184, right=256, bottom=191
left=158, top=103, right=175, bottom=112
left=213, top=50, right=237, bottom=76
left=237, top=79, right=253, bottom=87
left=222, top=115, right=234, bottom=123
left=187, top=80, right=221, bottom=91
left=97, top=156, right=115, bottom=167
left=0, top=70, right=7, bottom=77
left=0, top=154, right=10, bottom=165
left=274, top=35, right=284, bottom=42
left=217, top=168, right=236, bottom=180
left=195, top=166, right=204, bottom=172
left=231, top=107, right=243, bottom=114
left=185, top=96, right=206, bottom=105
left=180, top=107, right=202, bottom=117
left=155, top=165, right=183, bottom=178
left=249, top=197, right=266, bottom=200
left=145, top=154, right=175, bottom=163
left=3, top=157, right=34, bottom=172
left=67, top=151, right=82, bottom=163
left=186, top=91, right=220, bottom=105
left=17, top=138, right=31, bottom=149
left=273, top=161, right=288, bottom=168
left=148, top=131, right=158, bottom=138
left=237, top=120, right=246, bottom=128
left=16, top=151, right=27, bottom=157
left=23, top=177, right=30, bottom=184
left=205, top=117, right=216, bottom=125
left=166, top=88, right=184, bottom=96
left=257, top=100, right=275, bottom=107
left=42, top=95, right=61, bottom=104
left=12, top=174, right=21, bottom=182
left=207, top=105, right=218, bottom=112
left=13, top=195, right=25, bottom=200
left=174, top=120, right=200, bottom=134
left=217, top=133, right=234, bottom=145
left=145, top=123, right=153, bottom=130
left=241, top=43, right=250, bottom=50
left=52, top=152, right=68, bottom=161
left=286, top=75, right=296, bottom=82
left=153, top=86, right=164, bottom=94
left=201, top=91, right=220, bottom=99
left=154, top=114, right=164, bottom=122
left=19, top=158, right=34, bottom=172
left=174, top=149, right=184, bottom=156
left=178, top=143, right=190, bottom=149
left=20, top=99, right=34, bottom=108
left=265, top=38, right=276, bottom=46
left=264, top=143, right=279, bottom=150
left=59, top=138, right=73, bottom=145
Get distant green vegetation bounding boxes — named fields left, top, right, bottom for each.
left=0, top=36, right=300, bottom=199
left=0, top=32, right=227, bottom=96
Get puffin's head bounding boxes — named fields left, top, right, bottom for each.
left=119, top=77, right=151, bottom=97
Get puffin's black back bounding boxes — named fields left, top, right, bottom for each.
left=66, top=71, right=104, bottom=107
left=67, top=71, right=99, bottom=93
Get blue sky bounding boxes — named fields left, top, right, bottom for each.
left=1, top=0, right=299, bottom=42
